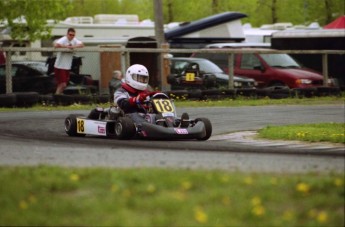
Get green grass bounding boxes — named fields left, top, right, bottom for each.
left=0, top=94, right=344, bottom=112
left=258, top=123, right=345, bottom=144
left=173, top=95, right=345, bottom=108
left=0, top=166, right=344, bottom=226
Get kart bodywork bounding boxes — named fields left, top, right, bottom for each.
left=65, top=93, right=212, bottom=140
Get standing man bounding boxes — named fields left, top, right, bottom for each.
left=53, top=28, right=84, bottom=94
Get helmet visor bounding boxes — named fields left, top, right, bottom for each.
left=132, top=74, right=149, bottom=83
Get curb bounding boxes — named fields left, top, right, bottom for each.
left=210, top=131, right=345, bottom=157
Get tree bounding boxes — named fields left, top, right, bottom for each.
left=0, top=0, right=71, bottom=41
left=1, top=0, right=343, bottom=42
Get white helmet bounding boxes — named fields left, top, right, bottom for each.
left=125, top=64, right=149, bottom=91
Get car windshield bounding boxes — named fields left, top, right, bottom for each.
left=193, top=60, right=224, bottom=73
left=259, top=54, right=300, bottom=68
left=26, top=63, right=48, bottom=73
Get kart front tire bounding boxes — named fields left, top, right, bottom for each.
left=196, top=117, right=212, bottom=141
left=65, top=114, right=86, bottom=137
left=115, top=117, right=136, bottom=140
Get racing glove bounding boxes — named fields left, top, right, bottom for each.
left=128, top=92, right=150, bottom=106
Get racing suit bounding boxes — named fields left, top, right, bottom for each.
left=114, top=83, right=150, bottom=125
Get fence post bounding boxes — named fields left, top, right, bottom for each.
left=120, top=46, right=126, bottom=75
left=124, top=51, right=130, bottom=71
left=161, top=43, right=170, bottom=91
left=322, top=54, right=329, bottom=86
left=228, top=53, right=234, bottom=89
left=5, top=51, right=12, bottom=94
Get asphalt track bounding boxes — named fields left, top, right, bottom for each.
left=0, top=104, right=344, bottom=173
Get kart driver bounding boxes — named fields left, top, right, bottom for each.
left=114, top=64, right=156, bottom=124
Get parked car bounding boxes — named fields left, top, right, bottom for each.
left=167, top=57, right=256, bottom=90
left=192, top=43, right=338, bottom=89
left=0, top=61, right=56, bottom=94
left=0, top=61, right=97, bottom=94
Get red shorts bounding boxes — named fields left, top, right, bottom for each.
left=54, top=68, right=70, bottom=84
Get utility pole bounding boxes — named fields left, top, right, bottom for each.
left=153, top=0, right=170, bottom=91
left=154, top=0, right=164, bottom=46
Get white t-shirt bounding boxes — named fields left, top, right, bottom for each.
left=54, top=36, right=83, bottom=70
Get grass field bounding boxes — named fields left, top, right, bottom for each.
left=258, top=122, right=345, bottom=144
left=0, top=166, right=344, bottom=226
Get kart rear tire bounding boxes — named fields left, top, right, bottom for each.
left=65, top=114, right=86, bottom=137
left=115, top=117, right=136, bottom=140
left=196, top=117, right=212, bottom=141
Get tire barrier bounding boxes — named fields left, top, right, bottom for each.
left=94, top=94, right=111, bottom=104
left=13, top=92, right=39, bottom=107
left=0, top=86, right=341, bottom=108
left=0, top=93, right=16, bottom=107
left=53, top=94, right=76, bottom=106
left=167, top=86, right=340, bottom=100
left=235, top=88, right=257, bottom=97
left=256, top=86, right=292, bottom=99
left=39, top=94, right=55, bottom=106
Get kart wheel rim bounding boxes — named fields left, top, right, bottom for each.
left=115, top=122, right=123, bottom=136
left=64, top=118, right=72, bottom=132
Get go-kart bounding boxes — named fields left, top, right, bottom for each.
left=64, top=92, right=212, bottom=140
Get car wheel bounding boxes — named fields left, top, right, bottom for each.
left=115, top=117, right=136, bottom=140
left=64, top=114, right=86, bottom=137
left=195, top=117, right=212, bottom=141
left=203, top=74, right=217, bottom=87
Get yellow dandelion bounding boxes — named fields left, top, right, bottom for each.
left=146, top=184, right=156, bottom=193
left=194, top=207, right=208, bottom=223
left=244, top=176, right=253, bottom=185
left=69, top=173, right=79, bottom=181
left=181, top=181, right=192, bottom=190
left=334, top=178, right=344, bottom=187
left=296, top=132, right=305, bottom=138
left=19, top=200, right=28, bottom=210
left=251, top=196, right=261, bottom=206
left=317, top=211, right=328, bottom=223
left=296, top=182, right=310, bottom=194
left=252, top=205, right=265, bottom=216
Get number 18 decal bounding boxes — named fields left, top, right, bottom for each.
left=77, top=119, right=85, bottom=133
left=153, top=99, right=174, bottom=113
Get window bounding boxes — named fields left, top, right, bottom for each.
left=0, top=66, right=17, bottom=77
left=240, top=54, right=261, bottom=69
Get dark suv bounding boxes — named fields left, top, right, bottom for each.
left=192, top=43, right=338, bottom=89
